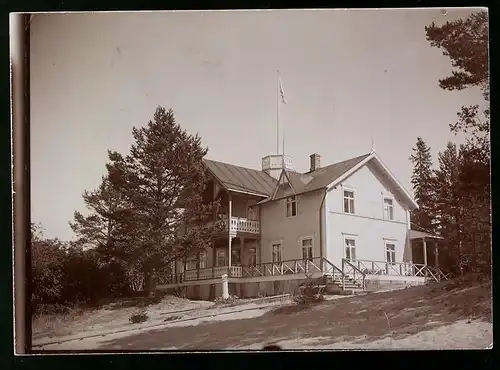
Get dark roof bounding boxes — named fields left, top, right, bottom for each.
left=272, top=153, right=371, bottom=199
left=204, top=153, right=371, bottom=200
left=203, top=159, right=278, bottom=197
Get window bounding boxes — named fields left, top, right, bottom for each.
left=285, top=196, right=297, bottom=218
left=199, top=251, right=207, bottom=269
left=231, top=248, right=241, bottom=265
left=272, top=243, right=282, bottom=263
left=248, top=247, right=257, bottom=266
left=343, top=190, right=355, bottom=214
left=247, top=206, right=258, bottom=220
left=384, top=198, right=394, bottom=220
left=216, top=249, right=227, bottom=266
left=301, top=238, right=313, bottom=261
left=344, top=237, right=356, bottom=261
left=385, top=242, right=396, bottom=265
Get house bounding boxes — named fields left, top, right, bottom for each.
left=157, top=151, right=447, bottom=299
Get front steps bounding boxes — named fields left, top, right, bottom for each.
left=323, top=274, right=365, bottom=295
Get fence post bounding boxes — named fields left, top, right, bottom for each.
left=221, top=273, right=229, bottom=299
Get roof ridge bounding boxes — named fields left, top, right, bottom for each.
left=203, top=158, right=263, bottom=173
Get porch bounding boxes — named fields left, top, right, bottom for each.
left=156, top=256, right=447, bottom=290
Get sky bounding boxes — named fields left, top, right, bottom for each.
left=30, top=8, right=485, bottom=241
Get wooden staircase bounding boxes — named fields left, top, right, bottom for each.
left=323, top=273, right=365, bottom=295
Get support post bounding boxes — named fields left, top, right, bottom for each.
left=435, top=243, right=439, bottom=268
left=422, top=237, right=428, bottom=265
left=240, top=236, right=245, bottom=265
left=221, top=274, right=229, bottom=299
left=196, top=251, right=200, bottom=280
left=228, top=194, right=232, bottom=275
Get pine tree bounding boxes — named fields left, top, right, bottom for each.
left=432, top=142, right=462, bottom=272
left=409, top=137, right=436, bottom=232
left=455, top=144, right=491, bottom=275
left=425, top=11, right=489, bottom=100
left=108, top=106, right=219, bottom=293
left=69, top=175, right=124, bottom=251
left=425, top=11, right=491, bottom=276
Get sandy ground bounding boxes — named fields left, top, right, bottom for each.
left=34, top=276, right=492, bottom=351
left=235, top=320, right=493, bottom=350
left=32, top=295, right=215, bottom=342
left=33, top=294, right=296, bottom=349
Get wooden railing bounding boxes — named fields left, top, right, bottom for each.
left=220, top=215, right=260, bottom=234
left=354, top=259, right=448, bottom=282
left=159, top=257, right=339, bottom=284
left=342, top=258, right=366, bottom=290
left=157, top=257, right=449, bottom=286
left=241, top=257, right=326, bottom=277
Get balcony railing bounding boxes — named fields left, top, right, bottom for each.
left=220, top=215, right=260, bottom=234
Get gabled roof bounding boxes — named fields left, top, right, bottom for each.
left=204, top=152, right=418, bottom=211
left=203, top=159, right=277, bottom=197
left=270, top=153, right=371, bottom=200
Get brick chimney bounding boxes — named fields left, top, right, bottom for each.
left=310, top=153, right=321, bottom=172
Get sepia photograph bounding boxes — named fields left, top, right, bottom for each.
left=16, top=8, right=491, bottom=352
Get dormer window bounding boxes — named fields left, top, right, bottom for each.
left=285, top=196, right=297, bottom=218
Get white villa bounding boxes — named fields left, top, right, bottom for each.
left=157, top=151, right=446, bottom=299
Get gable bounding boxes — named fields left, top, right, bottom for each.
left=263, top=154, right=370, bottom=204
left=326, top=154, right=418, bottom=210
left=272, top=169, right=296, bottom=199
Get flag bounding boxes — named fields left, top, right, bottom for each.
left=279, top=76, right=287, bottom=104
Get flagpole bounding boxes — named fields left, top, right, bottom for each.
left=276, top=70, right=280, bottom=155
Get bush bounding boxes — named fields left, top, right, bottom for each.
left=129, top=312, right=149, bottom=324
left=214, top=294, right=239, bottom=305
left=292, top=278, right=325, bottom=306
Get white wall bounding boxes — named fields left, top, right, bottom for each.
left=260, top=189, right=325, bottom=263
left=325, top=161, right=411, bottom=267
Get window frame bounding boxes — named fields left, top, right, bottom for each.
left=199, top=251, right=207, bottom=269
left=383, top=196, right=395, bottom=220
left=271, top=241, right=283, bottom=263
left=285, top=195, right=298, bottom=218
left=385, top=240, right=396, bottom=265
left=343, top=234, right=357, bottom=262
left=342, top=186, right=356, bottom=214
left=299, top=236, right=314, bottom=262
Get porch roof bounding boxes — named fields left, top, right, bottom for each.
left=409, top=229, right=444, bottom=240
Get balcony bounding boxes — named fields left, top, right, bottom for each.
left=220, top=215, right=260, bottom=235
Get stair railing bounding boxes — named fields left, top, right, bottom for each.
left=321, top=257, right=346, bottom=290
left=342, top=258, right=366, bottom=291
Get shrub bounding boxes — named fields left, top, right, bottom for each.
left=214, top=294, right=239, bottom=305
left=129, top=312, right=149, bottom=324
left=292, top=278, right=325, bottom=306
